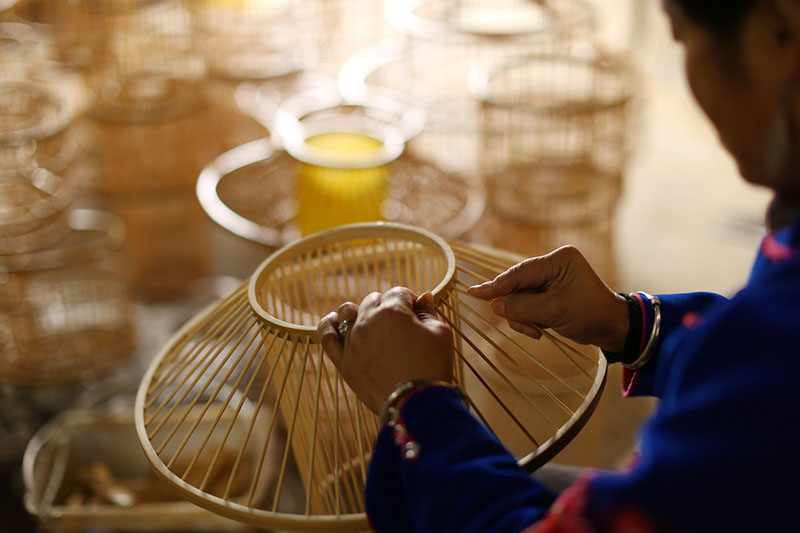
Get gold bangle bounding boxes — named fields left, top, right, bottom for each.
left=379, top=379, right=459, bottom=425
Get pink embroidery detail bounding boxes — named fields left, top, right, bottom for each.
left=761, top=235, right=793, bottom=261
left=681, top=311, right=705, bottom=329
left=621, top=367, right=640, bottom=398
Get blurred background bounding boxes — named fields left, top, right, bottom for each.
left=0, top=0, right=770, bottom=531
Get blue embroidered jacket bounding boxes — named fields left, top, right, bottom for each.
left=365, top=214, right=800, bottom=532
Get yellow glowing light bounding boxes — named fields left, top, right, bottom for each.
left=295, top=132, right=389, bottom=236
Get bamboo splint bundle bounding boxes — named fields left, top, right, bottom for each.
left=136, top=223, right=606, bottom=531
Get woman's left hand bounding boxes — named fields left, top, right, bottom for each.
left=317, top=287, right=454, bottom=414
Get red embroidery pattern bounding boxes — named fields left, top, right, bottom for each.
left=523, top=474, right=661, bottom=533
left=680, top=312, right=705, bottom=329
left=761, top=235, right=794, bottom=262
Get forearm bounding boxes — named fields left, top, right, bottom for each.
left=366, top=386, right=556, bottom=533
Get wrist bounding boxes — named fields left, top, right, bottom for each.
left=379, top=379, right=461, bottom=426
left=600, top=292, right=632, bottom=353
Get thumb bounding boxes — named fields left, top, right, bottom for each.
left=414, top=291, right=439, bottom=322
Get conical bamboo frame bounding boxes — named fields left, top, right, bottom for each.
left=135, top=222, right=606, bottom=532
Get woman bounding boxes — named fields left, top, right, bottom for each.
left=317, top=1, right=800, bottom=530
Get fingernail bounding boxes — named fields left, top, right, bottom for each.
left=490, top=299, right=505, bottom=317
left=468, top=282, right=488, bottom=293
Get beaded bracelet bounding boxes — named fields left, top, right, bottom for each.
left=379, top=379, right=465, bottom=461
left=379, top=379, right=462, bottom=426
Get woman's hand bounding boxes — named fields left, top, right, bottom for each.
left=317, top=287, right=454, bottom=414
left=467, top=245, right=629, bottom=352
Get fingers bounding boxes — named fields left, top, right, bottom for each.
left=337, top=301, right=358, bottom=321
left=414, top=291, right=439, bottom=322
left=491, top=291, right=548, bottom=322
left=508, top=320, right=543, bottom=340
left=468, top=246, right=578, bottom=299
left=318, top=312, right=344, bottom=367
left=382, top=286, right=416, bottom=310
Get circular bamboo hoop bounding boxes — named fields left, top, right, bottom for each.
left=136, top=222, right=606, bottom=531
left=197, top=137, right=485, bottom=247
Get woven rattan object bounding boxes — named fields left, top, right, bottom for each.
left=0, top=209, right=134, bottom=385
left=136, top=222, right=606, bottom=531
left=468, top=46, right=636, bottom=281
left=340, top=0, right=595, bottom=172
left=23, top=379, right=272, bottom=532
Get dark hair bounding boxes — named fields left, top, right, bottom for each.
left=668, top=0, right=755, bottom=36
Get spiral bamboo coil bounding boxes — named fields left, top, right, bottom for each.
left=136, top=222, right=605, bottom=531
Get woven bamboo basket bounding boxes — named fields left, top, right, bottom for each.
left=82, top=69, right=222, bottom=298
left=0, top=209, right=135, bottom=386
left=135, top=222, right=606, bottom=531
left=24, top=379, right=273, bottom=532
left=187, top=0, right=312, bottom=80
left=295, top=0, right=389, bottom=75
left=198, top=88, right=484, bottom=250
left=467, top=46, right=636, bottom=282
left=339, top=0, right=595, bottom=172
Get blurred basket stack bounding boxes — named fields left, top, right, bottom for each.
left=0, top=72, right=135, bottom=475
left=469, top=45, right=637, bottom=282
left=67, top=0, right=220, bottom=299
left=341, top=0, right=596, bottom=173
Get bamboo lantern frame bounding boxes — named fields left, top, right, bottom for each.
left=135, top=222, right=606, bottom=531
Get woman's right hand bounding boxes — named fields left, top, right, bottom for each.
left=467, top=245, right=629, bottom=352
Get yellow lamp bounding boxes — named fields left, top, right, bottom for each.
left=275, top=90, right=408, bottom=236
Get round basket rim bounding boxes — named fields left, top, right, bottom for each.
left=467, top=47, right=638, bottom=113
left=247, top=222, right=457, bottom=338
left=387, top=0, right=595, bottom=44
left=134, top=293, right=373, bottom=532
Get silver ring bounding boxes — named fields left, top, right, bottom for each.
left=337, top=319, right=355, bottom=342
